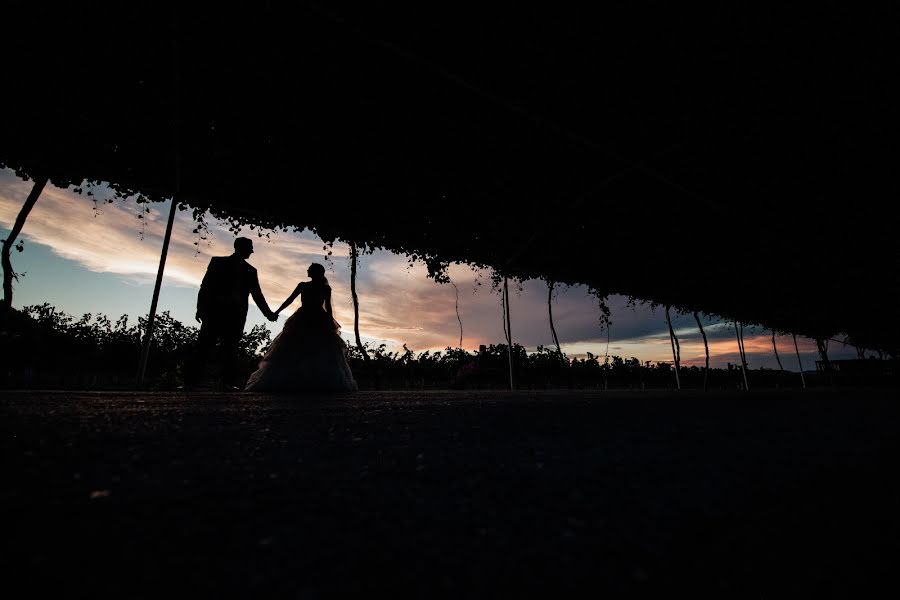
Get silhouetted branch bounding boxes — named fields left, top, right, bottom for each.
left=450, top=279, right=462, bottom=348
left=735, top=322, right=749, bottom=391
left=665, top=305, right=681, bottom=390
left=694, top=311, right=709, bottom=392
left=793, top=333, right=807, bottom=389
left=2, top=175, right=48, bottom=324
left=772, top=330, right=785, bottom=373
left=547, top=281, right=564, bottom=365
left=350, top=242, right=369, bottom=364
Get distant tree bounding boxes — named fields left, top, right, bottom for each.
left=5, top=303, right=271, bottom=388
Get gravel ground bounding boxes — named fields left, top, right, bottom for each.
left=2, top=388, right=898, bottom=597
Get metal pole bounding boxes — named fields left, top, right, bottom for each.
left=137, top=10, right=182, bottom=387
left=504, top=276, right=515, bottom=391
left=137, top=197, right=178, bottom=386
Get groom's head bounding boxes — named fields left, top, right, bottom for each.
left=234, top=237, right=254, bottom=259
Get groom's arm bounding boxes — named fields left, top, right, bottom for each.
left=196, top=258, right=217, bottom=322
left=249, top=270, right=277, bottom=321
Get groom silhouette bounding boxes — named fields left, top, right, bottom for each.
left=186, top=237, right=277, bottom=390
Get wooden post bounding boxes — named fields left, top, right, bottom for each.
left=793, top=333, right=806, bottom=389
left=504, top=276, right=515, bottom=391
left=137, top=197, right=178, bottom=386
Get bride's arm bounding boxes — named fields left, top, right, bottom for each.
left=276, top=283, right=302, bottom=314
left=325, top=287, right=334, bottom=318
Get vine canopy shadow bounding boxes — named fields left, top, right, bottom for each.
left=2, top=1, right=897, bottom=352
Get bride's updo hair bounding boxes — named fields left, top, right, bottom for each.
left=308, top=262, right=328, bottom=285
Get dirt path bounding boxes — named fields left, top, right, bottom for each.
left=2, top=389, right=898, bottom=596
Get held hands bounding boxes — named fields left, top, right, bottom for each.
left=266, top=310, right=279, bottom=322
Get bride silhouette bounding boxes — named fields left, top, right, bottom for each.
left=245, top=263, right=357, bottom=392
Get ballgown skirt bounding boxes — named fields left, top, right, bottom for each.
left=245, top=306, right=357, bottom=392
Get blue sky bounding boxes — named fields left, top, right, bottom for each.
left=1, top=168, right=862, bottom=370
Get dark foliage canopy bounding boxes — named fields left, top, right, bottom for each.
left=2, top=2, right=897, bottom=351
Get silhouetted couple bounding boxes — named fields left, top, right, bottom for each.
left=186, top=237, right=357, bottom=392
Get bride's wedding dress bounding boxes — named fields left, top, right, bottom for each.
left=245, top=281, right=357, bottom=392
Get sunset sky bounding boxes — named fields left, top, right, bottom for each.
left=1, top=168, right=860, bottom=370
